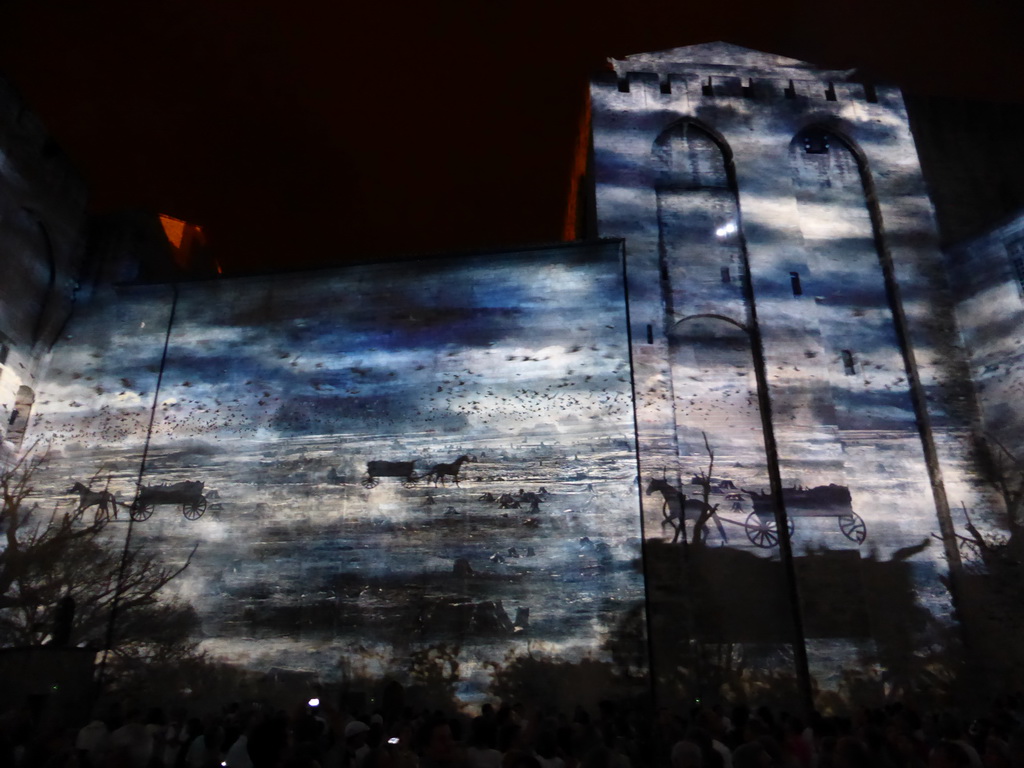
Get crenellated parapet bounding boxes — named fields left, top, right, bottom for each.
left=597, top=68, right=895, bottom=107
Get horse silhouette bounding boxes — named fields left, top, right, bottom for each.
left=67, top=481, right=118, bottom=522
left=645, top=477, right=727, bottom=544
left=426, top=455, right=474, bottom=487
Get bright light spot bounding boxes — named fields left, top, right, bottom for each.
left=715, top=221, right=738, bottom=237
left=308, top=697, right=320, bottom=707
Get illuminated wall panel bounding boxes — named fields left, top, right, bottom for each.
left=949, top=214, right=1024, bottom=462
left=592, top=42, right=1004, bottom=705
left=944, top=215, right=1024, bottom=681
left=30, top=242, right=648, bottom=702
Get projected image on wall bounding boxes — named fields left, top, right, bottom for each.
left=27, top=242, right=647, bottom=699
left=605, top=106, right=962, bottom=701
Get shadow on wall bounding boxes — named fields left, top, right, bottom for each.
left=644, top=541, right=962, bottom=709
left=322, top=602, right=649, bottom=714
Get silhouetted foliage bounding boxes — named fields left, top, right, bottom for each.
left=0, top=444, right=200, bottom=671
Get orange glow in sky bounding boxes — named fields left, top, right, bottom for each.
left=563, top=88, right=591, bottom=241
left=159, top=214, right=186, bottom=249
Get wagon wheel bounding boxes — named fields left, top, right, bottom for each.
left=745, top=513, right=779, bottom=548
left=362, top=477, right=379, bottom=489
left=183, top=497, right=207, bottom=520
left=838, top=512, right=867, bottom=545
left=130, top=502, right=155, bottom=521
left=403, top=476, right=418, bottom=489
left=744, top=513, right=795, bottom=548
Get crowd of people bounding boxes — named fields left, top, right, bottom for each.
left=7, top=689, right=1024, bottom=768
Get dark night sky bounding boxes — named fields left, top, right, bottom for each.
left=0, top=1, right=1021, bottom=273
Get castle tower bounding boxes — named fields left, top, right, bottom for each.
left=590, top=43, right=997, bottom=705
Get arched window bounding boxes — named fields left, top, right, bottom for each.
left=653, top=121, right=743, bottom=317
left=789, top=126, right=908, bottom=425
left=652, top=121, right=763, bottom=446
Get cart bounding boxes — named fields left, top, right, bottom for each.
left=741, top=484, right=866, bottom=548
left=362, top=460, right=419, bottom=489
left=129, top=480, right=207, bottom=521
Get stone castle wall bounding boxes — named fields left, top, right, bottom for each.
left=0, top=76, right=88, bottom=450
left=591, top=43, right=1007, bottom=702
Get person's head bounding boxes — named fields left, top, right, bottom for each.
left=469, top=716, right=496, bottom=749
left=535, top=729, right=560, bottom=760
left=985, top=734, right=1011, bottom=768
left=247, top=713, right=290, bottom=768
left=743, top=718, right=768, bottom=744
left=424, top=720, right=457, bottom=764
left=930, top=741, right=972, bottom=768
left=503, top=751, right=541, bottom=768
left=834, top=736, right=872, bottom=768
left=938, top=715, right=966, bottom=742
left=732, top=741, right=771, bottom=768
left=364, top=745, right=396, bottom=768
left=145, top=707, right=166, bottom=726
left=783, top=715, right=804, bottom=738
left=498, top=722, right=523, bottom=753
left=346, top=720, right=370, bottom=751
left=670, top=739, right=703, bottom=768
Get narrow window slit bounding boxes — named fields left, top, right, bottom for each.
left=784, top=80, right=796, bottom=99
left=646, top=324, right=654, bottom=344
left=842, top=350, right=856, bottom=376
left=825, top=82, right=837, bottom=101
left=721, top=266, right=732, bottom=283
left=790, top=271, right=802, bottom=296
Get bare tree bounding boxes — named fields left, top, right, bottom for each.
left=952, top=432, right=1024, bottom=574
left=0, top=443, right=199, bottom=664
left=977, top=433, right=1024, bottom=531
left=690, top=432, right=723, bottom=545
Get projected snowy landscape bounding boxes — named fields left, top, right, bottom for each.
left=28, top=242, right=649, bottom=698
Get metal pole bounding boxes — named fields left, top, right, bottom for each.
left=97, top=285, right=178, bottom=689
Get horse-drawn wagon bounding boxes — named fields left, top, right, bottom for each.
left=130, top=480, right=207, bottom=521
left=648, top=477, right=866, bottom=548
left=361, top=454, right=475, bottom=489
left=742, top=484, right=866, bottom=548
left=362, top=460, right=419, bottom=489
